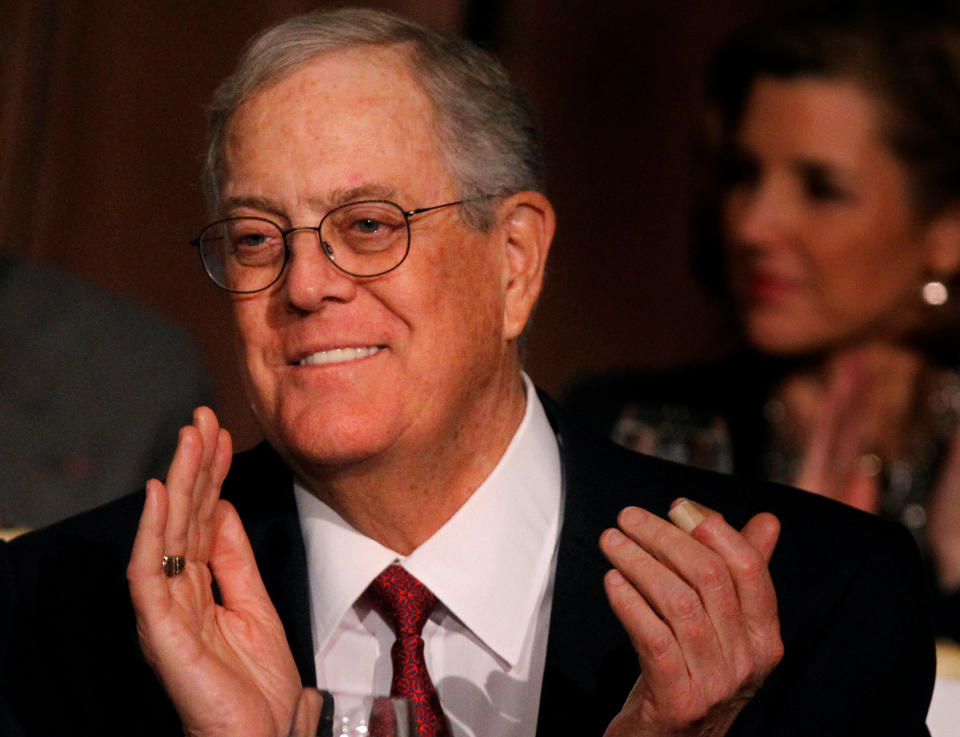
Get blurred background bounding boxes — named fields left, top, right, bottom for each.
left=0, top=0, right=795, bottom=451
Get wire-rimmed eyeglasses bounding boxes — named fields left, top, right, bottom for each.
left=190, top=199, right=467, bottom=294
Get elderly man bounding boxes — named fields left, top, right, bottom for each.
left=0, top=8, right=933, bottom=737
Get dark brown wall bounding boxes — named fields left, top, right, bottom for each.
left=1, top=0, right=769, bottom=450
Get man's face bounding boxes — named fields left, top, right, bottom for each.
left=221, top=47, right=520, bottom=472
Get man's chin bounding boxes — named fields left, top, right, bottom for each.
left=267, top=412, right=401, bottom=474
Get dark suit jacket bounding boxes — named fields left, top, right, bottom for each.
left=0, top=398, right=935, bottom=736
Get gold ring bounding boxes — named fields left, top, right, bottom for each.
left=161, top=554, right=186, bottom=577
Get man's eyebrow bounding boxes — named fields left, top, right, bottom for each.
left=219, top=196, right=287, bottom=219
left=321, top=185, right=400, bottom=207
left=221, top=185, right=402, bottom=220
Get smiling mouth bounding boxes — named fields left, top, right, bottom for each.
left=298, top=346, right=384, bottom=366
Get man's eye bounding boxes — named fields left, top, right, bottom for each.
left=237, top=233, right=270, bottom=246
left=354, top=218, right=383, bottom=234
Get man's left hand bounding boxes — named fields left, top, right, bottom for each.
left=599, top=499, right=783, bottom=737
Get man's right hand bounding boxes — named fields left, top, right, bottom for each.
left=126, top=407, right=303, bottom=737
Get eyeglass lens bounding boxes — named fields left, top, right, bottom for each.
left=197, top=201, right=412, bottom=292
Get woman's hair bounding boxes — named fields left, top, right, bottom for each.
left=202, top=7, right=544, bottom=230
left=707, top=0, right=960, bottom=220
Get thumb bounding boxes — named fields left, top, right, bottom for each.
left=208, top=499, right=277, bottom=617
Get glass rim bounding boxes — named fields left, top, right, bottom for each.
left=191, top=197, right=477, bottom=293
left=192, top=206, right=413, bottom=293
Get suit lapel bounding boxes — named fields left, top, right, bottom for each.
left=535, top=395, right=640, bottom=735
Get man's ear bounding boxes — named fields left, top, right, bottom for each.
left=924, top=202, right=960, bottom=280
left=497, top=191, right=555, bottom=340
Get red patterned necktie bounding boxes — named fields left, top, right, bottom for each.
left=366, top=564, right=451, bottom=737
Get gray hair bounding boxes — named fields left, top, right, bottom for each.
left=202, top=7, right=545, bottom=230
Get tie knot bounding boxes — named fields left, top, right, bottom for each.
left=366, top=564, right=438, bottom=638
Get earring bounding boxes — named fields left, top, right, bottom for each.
left=922, top=280, right=949, bottom=306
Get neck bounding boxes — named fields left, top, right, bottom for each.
left=292, top=370, right=529, bottom=555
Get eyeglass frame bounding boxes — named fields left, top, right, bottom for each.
left=190, top=198, right=473, bottom=294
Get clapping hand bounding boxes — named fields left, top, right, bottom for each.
left=127, top=407, right=304, bottom=737
left=792, top=355, right=880, bottom=512
left=927, top=427, right=960, bottom=592
left=600, top=499, right=782, bottom=737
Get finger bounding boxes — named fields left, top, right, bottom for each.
left=289, top=689, right=323, bottom=737
left=197, top=427, right=232, bottom=524
left=603, top=566, right=689, bottom=697
left=601, top=514, right=729, bottom=678
left=163, top=425, right=203, bottom=560
left=191, top=407, right=220, bottom=501
left=668, top=502, right=766, bottom=663
left=940, top=426, right=960, bottom=479
left=191, top=409, right=232, bottom=562
left=794, top=392, right=839, bottom=493
left=683, top=504, right=779, bottom=616
left=128, top=479, right=172, bottom=619
left=691, top=509, right=782, bottom=672
left=795, top=358, right=871, bottom=496
left=617, top=506, right=743, bottom=632
left=928, top=426, right=960, bottom=517
left=842, top=467, right=880, bottom=513
left=925, top=428, right=960, bottom=588
left=828, top=374, right=872, bottom=490
left=187, top=408, right=221, bottom=552
left=740, top=512, right=780, bottom=564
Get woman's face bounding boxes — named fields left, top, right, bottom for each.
left=722, top=76, right=946, bottom=356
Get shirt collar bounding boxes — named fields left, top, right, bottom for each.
left=295, top=374, right=562, bottom=667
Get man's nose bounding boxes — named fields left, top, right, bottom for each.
left=282, top=229, right=357, bottom=309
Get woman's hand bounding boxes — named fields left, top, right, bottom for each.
left=926, top=427, right=960, bottom=591
left=791, top=355, right=881, bottom=512
left=127, top=407, right=302, bottom=737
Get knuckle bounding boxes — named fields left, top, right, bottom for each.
left=742, top=631, right=784, bottom=683
left=696, top=556, right=730, bottom=591
left=667, top=585, right=704, bottom=620
left=761, top=635, right=785, bottom=672
left=745, top=621, right=784, bottom=674
left=731, top=548, right=764, bottom=580
left=636, top=623, right=675, bottom=662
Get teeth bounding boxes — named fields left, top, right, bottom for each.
left=299, top=346, right=382, bottom=366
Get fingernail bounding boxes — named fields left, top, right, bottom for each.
left=620, top=506, right=646, bottom=526
left=603, top=528, right=627, bottom=546
left=606, top=569, right=627, bottom=587
left=669, top=499, right=705, bottom=534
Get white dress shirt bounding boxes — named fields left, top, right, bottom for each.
left=294, top=375, right=563, bottom=737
